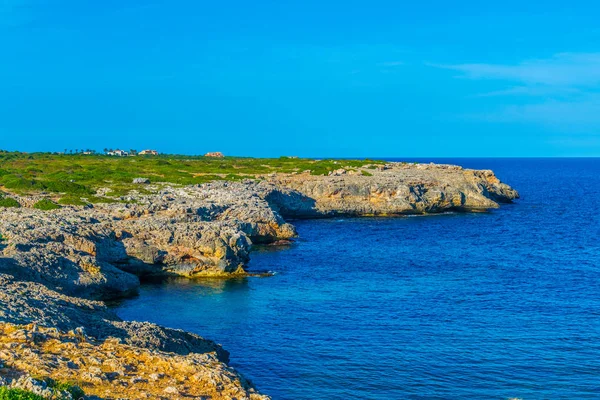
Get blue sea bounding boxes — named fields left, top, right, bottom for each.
left=115, top=158, right=600, bottom=399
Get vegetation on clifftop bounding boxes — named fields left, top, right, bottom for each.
left=0, top=152, right=383, bottom=201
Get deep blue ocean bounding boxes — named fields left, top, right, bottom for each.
left=115, top=158, right=600, bottom=399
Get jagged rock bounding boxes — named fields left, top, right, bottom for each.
left=263, top=162, right=518, bottom=217
left=0, top=322, right=269, bottom=400
left=132, top=177, right=150, bottom=184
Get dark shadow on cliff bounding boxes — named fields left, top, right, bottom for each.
left=263, top=189, right=321, bottom=219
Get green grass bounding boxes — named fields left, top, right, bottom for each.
left=32, top=199, right=61, bottom=211
left=0, top=387, right=45, bottom=400
left=0, top=152, right=384, bottom=199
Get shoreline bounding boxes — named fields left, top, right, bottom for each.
left=0, top=161, right=518, bottom=399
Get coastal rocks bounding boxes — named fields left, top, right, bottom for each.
left=264, top=163, right=519, bottom=217
left=0, top=162, right=517, bottom=290
left=0, top=181, right=299, bottom=286
left=0, top=211, right=140, bottom=299
left=0, top=273, right=229, bottom=359
left=132, top=177, right=150, bottom=184
left=0, top=322, right=269, bottom=400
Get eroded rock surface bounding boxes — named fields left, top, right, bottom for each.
left=0, top=321, right=267, bottom=400
left=263, top=163, right=519, bottom=217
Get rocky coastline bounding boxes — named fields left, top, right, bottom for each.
left=0, top=162, right=518, bottom=399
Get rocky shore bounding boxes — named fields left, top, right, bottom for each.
left=0, top=162, right=518, bottom=399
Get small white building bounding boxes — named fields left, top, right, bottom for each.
left=107, top=149, right=128, bottom=156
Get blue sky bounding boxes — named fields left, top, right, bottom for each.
left=1, top=1, right=600, bottom=157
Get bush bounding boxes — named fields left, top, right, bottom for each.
left=0, top=176, right=45, bottom=191
left=0, top=387, right=45, bottom=400
left=361, top=170, right=373, bottom=177
left=42, top=180, right=94, bottom=195
left=0, top=197, right=20, bottom=208
left=33, top=199, right=61, bottom=211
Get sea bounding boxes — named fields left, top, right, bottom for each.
left=115, top=158, right=600, bottom=399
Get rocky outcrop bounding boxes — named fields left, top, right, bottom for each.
left=0, top=321, right=267, bottom=400
left=261, top=163, right=519, bottom=217
left=0, top=161, right=518, bottom=399
left=0, top=271, right=268, bottom=398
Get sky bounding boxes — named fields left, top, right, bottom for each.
left=1, top=1, right=600, bottom=157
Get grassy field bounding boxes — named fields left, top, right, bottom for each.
left=0, top=151, right=382, bottom=202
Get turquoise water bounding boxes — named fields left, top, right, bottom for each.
left=116, top=159, right=600, bottom=399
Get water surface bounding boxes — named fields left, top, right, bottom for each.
left=116, top=158, right=600, bottom=399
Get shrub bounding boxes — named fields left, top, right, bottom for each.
left=33, top=199, right=61, bottom=211
left=0, top=197, right=20, bottom=208
left=0, top=176, right=45, bottom=191
left=42, top=180, right=94, bottom=195
left=361, top=170, right=373, bottom=177
left=0, top=387, right=45, bottom=400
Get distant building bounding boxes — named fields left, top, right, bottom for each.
left=106, top=149, right=128, bottom=157
left=139, top=149, right=159, bottom=155
left=204, top=152, right=224, bottom=158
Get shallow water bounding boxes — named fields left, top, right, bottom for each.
left=116, top=158, right=600, bottom=399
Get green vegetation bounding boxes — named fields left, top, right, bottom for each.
left=57, top=196, right=89, bottom=206
left=0, top=152, right=384, bottom=200
left=0, top=379, right=85, bottom=400
left=361, top=170, right=373, bottom=177
left=32, top=199, right=61, bottom=211
left=0, top=387, right=45, bottom=400
left=44, top=379, right=84, bottom=399
left=0, top=196, right=20, bottom=208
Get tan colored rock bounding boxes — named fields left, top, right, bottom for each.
left=0, top=322, right=269, bottom=400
